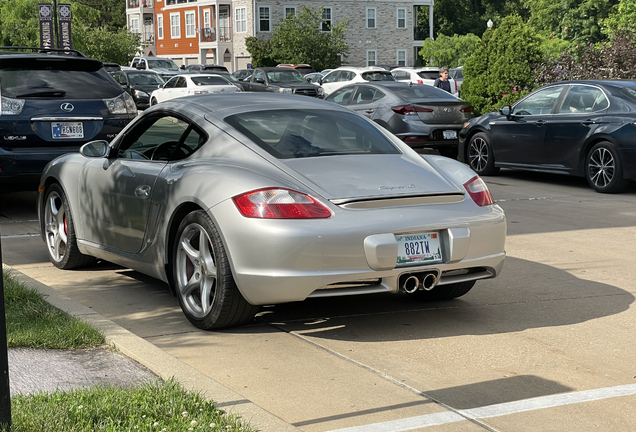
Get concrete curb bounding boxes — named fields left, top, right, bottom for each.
left=7, top=266, right=300, bottom=432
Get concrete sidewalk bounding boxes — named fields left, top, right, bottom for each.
left=6, top=266, right=300, bottom=432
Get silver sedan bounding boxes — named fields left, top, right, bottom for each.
left=38, top=93, right=506, bottom=330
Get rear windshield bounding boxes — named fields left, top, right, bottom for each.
left=391, top=85, right=458, bottom=99
left=361, top=71, right=395, bottom=82
left=203, top=66, right=228, bottom=72
left=416, top=71, right=440, bottom=80
left=192, top=76, right=230, bottom=85
left=295, top=66, right=315, bottom=74
left=0, top=57, right=123, bottom=98
left=225, top=109, right=401, bottom=159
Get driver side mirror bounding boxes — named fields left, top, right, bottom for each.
left=499, top=105, right=512, bottom=117
left=180, top=65, right=185, bottom=70
left=80, top=140, right=110, bottom=158
left=255, top=77, right=265, bottom=84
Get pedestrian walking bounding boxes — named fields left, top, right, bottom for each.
left=434, top=67, right=452, bottom=93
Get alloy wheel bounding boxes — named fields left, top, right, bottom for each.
left=44, top=191, right=68, bottom=263
left=469, top=137, right=489, bottom=172
left=588, top=147, right=615, bottom=189
left=176, top=223, right=217, bottom=319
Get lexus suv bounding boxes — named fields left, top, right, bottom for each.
left=0, top=47, right=137, bottom=191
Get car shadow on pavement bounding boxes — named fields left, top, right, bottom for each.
left=247, top=256, right=634, bottom=342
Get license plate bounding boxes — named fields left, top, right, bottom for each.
left=52, top=122, right=84, bottom=139
left=443, top=130, right=457, bottom=140
left=396, top=232, right=442, bottom=265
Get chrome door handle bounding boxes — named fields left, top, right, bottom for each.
left=534, top=120, right=547, bottom=126
left=365, top=109, right=375, bottom=114
left=135, top=185, right=151, bottom=198
left=581, top=119, right=596, bottom=126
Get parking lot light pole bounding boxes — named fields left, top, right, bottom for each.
left=0, top=232, right=12, bottom=429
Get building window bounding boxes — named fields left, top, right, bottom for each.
left=185, top=11, right=195, bottom=37
left=397, top=50, right=406, bottom=66
left=366, top=8, right=376, bottom=29
left=397, top=8, right=406, bottom=28
left=259, top=7, right=271, bottom=32
left=367, top=50, right=376, bottom=66
left=235, top=7, right=247, bottom=33
left=130, top=17, right=139, bottom=33
left=157, top=14, right=163, bottom=39
left=170, top=12, right=180, bottom=38
left=285, top=6, right=296, bottom=19
left=203, top=9, right=210, bottom=29
left=321, top=7, right=332, bottom=32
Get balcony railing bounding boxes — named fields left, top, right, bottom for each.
left=201, top=28, right=216, bottom=42
left=142, top=0, right=152, bottom=7
left=218, top=26, right=231, bottom=42
left=414, top=29, right=429, bottom=41
left=128, top=0, right=140, bottom=8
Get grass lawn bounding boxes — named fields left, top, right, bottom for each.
left=2, top=270, right=256, bottom=432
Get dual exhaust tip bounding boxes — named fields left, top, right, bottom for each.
left=400, top=271, right=439, bottom=293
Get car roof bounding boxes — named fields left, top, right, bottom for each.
left=256, top=67, right=300, bottom=72
left=124, top=70, right=161, bottom=75
left=332, top=66, right=387, bottom=72
left=542, top=79, right=636, bottom=88
left=0, top=46, right=87, bottom=58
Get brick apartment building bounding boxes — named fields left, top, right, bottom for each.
left=126, top=0, right=434, bottom=72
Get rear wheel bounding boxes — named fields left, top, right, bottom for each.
left=585, top=142, right=629, bottom=193
left=42, top=184, right=94, bottom=269
left=408, top=280, right=476, bottom=301
left=172, top=210, right=259, bottom=330
left=150, top=97, right=158, bottom=106
left=468, top=133, right=499, bottom=176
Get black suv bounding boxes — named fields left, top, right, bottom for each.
left=245, top=67, right=324, bottom=98
left=0, top=47, right=137, bottom=191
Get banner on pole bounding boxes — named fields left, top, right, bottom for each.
left=38, top=3, right=54, bottom=49
left=58, top=3, right=73, bottom=52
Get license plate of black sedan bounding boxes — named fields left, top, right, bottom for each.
left=52, top=122, right=84, bottom=139
left=396, top=232, right=442, bottom=265
left=443, top=130, right=457, bottom=140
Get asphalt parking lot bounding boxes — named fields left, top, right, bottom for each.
left=2, top=170, right=636, bottom=431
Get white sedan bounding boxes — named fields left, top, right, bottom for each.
left=150, top=74, right=239, bottom=105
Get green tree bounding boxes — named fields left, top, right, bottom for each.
left=419, top=33, right=481, bottom=68
left=246, top=5, right=348, bottom=71
left=523, top=0, right=619, bottom=45
left=602, top=0, right=636, bottom=36
left=0, top=0, right=140, bottom=64
left=461, top=15, right=543, bottom=115
left=244, top=37, right=277, bottom=67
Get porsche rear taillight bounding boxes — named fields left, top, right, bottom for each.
left=391, top=105, right=434, bottom=115
left=464, top=176, right=494, bottom=206
left=232, top=188, right=332, bottom=219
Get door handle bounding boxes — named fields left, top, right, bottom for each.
left=365, top=109, right=375, bottom=114
left=135, top=185, right=151, bottom=199
left=581, top=119, right=596, bottom=126
left=534, top=120, right=547, bottom=126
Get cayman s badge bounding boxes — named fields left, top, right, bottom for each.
left=60, top=103, right=74, bottom=112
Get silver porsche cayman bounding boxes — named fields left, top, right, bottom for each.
left=37, top=93, right=506, bottom=330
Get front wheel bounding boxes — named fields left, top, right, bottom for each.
left=172, top=210, right=259, bottom=330
left=585, top=142, right=629, bottom=193
left=467, top=133, right=499, bottom=176
left=407, top=280, right=476, bottom=301
left=42, top=183, right=94, bottom=269
left=150, top=97, right=158, bottom=106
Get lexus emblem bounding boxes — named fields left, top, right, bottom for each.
left=443, top=108, right=451, bottom=112
left=61, top=103, right=74, bottom=112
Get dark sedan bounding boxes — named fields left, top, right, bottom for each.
left=111, top=70, right=165, bottom=110
left=325, top=82, right=474, bottom=158
left=458, top=80, right=636, bottom=193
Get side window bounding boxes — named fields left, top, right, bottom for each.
left=254, top=70, right=266, bottom=81
left=116, top=116, right=205, bottom=161
left=394, top=71, right=408, bottom=80
left=113, top=72, right=128, bottom=85
left=372, top=89, right=385, bottom=102
left=139, top=60, right=147, bottom=69
left=176, top=77, right=187, bottom=88
left=330, top=87, right=355, bottom=105
left=337, top=72, right=352, bottom=82
left=131, top=59, right=139, bottom=68
left=322, top=71, right=339, bottom=83
left=513, top=86, right=564, bottom=116
left=164, top=77, right=178, bottom=88
left=353, top=87, right=377, bottom=104
left=560, top=85, right=608, bottom=113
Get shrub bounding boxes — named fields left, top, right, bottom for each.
left=418, top=33, right=481, bottom=68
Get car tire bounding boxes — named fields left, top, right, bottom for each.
left=408, top=280, right=476, bottom=301
left=150, top=97, right=157, bottom=106
left=467, top=133, right=499, bottom=176
left=172, top=210, right=259, bottom=330
left=42, top=183, right=95, bottom=269
left=585, top=142, right=629, bottom=193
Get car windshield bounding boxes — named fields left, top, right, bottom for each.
left=0, top=58, right=123, bottom=98
left=129, top=73, right=165, bottom=86
left=266, top=70, right=306, bottom=83
left=192, top=76, right=231, bottom=85
left=216, top=72, right=239, bottom=82
left=391, top=85, right=458, bottom=99
left=147, top=58, right=180, bottom=71
left=225, top=109, right=401, bottom=159
left=362, top=71, right=395, bottom=82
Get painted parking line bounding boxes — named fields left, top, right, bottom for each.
left=0, top=234, right=40, bottom=239
left=326, top=383, right=636, bottom=432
